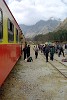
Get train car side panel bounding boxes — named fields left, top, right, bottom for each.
left=0, top=44, right=21, bottom=86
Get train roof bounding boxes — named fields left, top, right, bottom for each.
left=3, top=0, right=22, bottom=33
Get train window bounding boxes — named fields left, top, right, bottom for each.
left=16, top=28, right=18, bottom=42
left=8, top=19, right=14, bottom=42
left=0, top=9, right=3, bottom=40
left=0, top=24, right=3, bottom=40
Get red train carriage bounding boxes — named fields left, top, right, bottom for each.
left=0, top=0, right=25, bottom=86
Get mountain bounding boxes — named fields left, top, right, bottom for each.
left=20, top=19, right=61, bottom=38
left=55, top=18, right=67, bottom=31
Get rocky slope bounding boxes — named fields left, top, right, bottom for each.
left=20, top=19, right=61, bottom=37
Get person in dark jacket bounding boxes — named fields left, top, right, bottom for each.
left=23, top=44, right=27, bottom=60
left=44, top=44, right=50, bottom=62
left=50, top=45, right=55, bottom=61
left=65, top=44, right=67, bottom=55
left=58, top=45, right=65, bottom=57
left=27, top=45, right=30, bottom=58
left=34, top=45, right=39, bottom=59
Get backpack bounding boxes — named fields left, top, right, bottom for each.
left=27, top=57, right=33, bottom=62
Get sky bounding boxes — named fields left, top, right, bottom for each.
left=5, top=0, right=67, bottom=25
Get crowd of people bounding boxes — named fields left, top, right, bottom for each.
left=38, top=43, right=55, bottom=62
left=23, top=42, right=67, bottom=62
left=38, top=42, right=67, bottom=62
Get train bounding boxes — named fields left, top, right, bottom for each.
left=0, top=0, right=25, bottom=87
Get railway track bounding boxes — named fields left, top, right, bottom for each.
left=39, top=52, right=67, bottom=78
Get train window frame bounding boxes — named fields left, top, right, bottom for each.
left=0, top=8, right=3, bottom=41
left=16, top=28, right=18, bottom=43
left=8, top=19, right=14, bottom=42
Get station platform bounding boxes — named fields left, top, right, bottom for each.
left=0, top=45, right=67, bottom=100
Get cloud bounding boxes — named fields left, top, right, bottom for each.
left=5, top=0, right=67, bottom=25
left=61, top=0, right=67, bottom=5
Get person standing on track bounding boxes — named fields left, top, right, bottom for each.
left=44, top=43, right=50, bottom=62
left=34, top=45, right=39, bottom=59
left=58, top=44, right=65, bottom=57
left=65, top=43, right=67, bottom=55
left=50, top=44, right=55, bottom=61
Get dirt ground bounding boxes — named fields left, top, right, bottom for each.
left=0, top=45, right=67, bottom=100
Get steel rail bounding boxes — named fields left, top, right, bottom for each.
left=39, top=52, right=67, bottom=78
